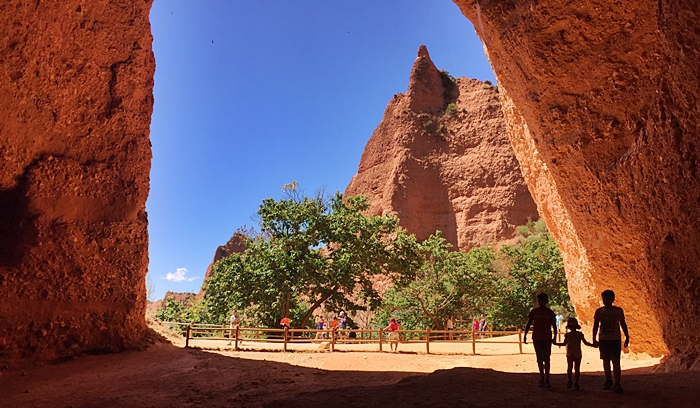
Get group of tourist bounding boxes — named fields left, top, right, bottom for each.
left=225, top=289, right=630, bottom=393
left=523, top=289, right=629, bottom=394
left=311, top=311, right=349, bottom=339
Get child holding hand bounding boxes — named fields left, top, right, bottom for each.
left=555, top=317, right=595, bottom=390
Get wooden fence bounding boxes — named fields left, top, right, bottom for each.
left=160, top=322, right=564, bottom=355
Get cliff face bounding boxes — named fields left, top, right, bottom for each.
left=0, top=0, right=154, bottom=363
left=197, top=232, right=247, bottom=298
left=455, top=0, right=700, bottom=363
left=345, top=46, right=538, bottom=251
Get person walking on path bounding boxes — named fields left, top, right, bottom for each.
left=446, top=316, right=454, bottom=340
left=315, top=316, right=325, bottom=340
left=478, top=314, right=488, bottom=338
left=555, top=317, right=596, bottom=390
left=227, top=310, right=241, bottom=346
left=385, top=318, right=401, bottom=352
left=592, top=289, right=630, bottom=394
left=555, top=312, right=565, bottom=332
left=523, top=293, right=557, bottom=388
left=338, top=311, right=348, bottom=339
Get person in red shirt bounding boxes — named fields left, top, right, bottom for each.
left=384, top=318, right=401, bottom=352
left=523, top=293, right=557, bottom=388
left=280, top=316, right=291, bottom=329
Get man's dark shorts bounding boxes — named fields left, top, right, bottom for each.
left=533, top=340, right=552, bottom=363
left=599, top=339, right=621, bottom=360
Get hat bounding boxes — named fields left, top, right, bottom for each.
left=565, top=317, right=581, bottom=330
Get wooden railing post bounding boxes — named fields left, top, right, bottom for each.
left=235, top=326, right=240, bottom=351
left=471, top=328, right=476, bottom=355
left=185, top=323, right=192, bottom=348
left=426, top=328, right=430, bottom=354
left=283, top=327, right=288, bottom=352
left=379, top=328, right=383, bottom=352
left=518, top=329, right=523, bottom=354
left=331, top=327, right=336, bottom=352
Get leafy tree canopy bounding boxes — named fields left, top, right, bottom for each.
left=378, top=219, right=574, bottom=330
left=202, top=183, right=422, bottom=328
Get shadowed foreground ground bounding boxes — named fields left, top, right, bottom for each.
left=2, top=330, right=699, bottom=408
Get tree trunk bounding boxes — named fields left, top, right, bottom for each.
left=297, top=287, right=337, bottom=328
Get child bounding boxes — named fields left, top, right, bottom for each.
left=592, top=289, right=630, bottom=394
left=555, top=317, right=595, bottom=390
left=523, top=293, right=557, bottom=388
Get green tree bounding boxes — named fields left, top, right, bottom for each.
left=489, top=220, right=574, bottom=328
left=202, top=185, right=421, bottom=328
left=378, top=232, right=496, bottom=330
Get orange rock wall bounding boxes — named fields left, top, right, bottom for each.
left=455, top=0, right=700, bottom=362
left=346, top=46, right=539, bottom=251
left=0, top=0, right=154, bottom=363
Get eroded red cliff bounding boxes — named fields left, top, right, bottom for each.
left=0, top=0, right=154, bottom=363
left=345, top=46, right=538, bottom=250
left=455, top=0, right=700, bottom=363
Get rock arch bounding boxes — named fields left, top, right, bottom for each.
left=455, top=0, right=700, bottom=365
left=2, top=0, right=699, bottom=367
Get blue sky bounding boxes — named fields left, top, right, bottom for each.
left=147, top=1, right=496, bottom=300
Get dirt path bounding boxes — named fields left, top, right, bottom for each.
left=2, top=328, right=697, bottom=408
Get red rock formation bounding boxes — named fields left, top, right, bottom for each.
left=197, top=232, right=247, bottom=298
left=455, top=0, right=700, bottom=363
left=148, top=292, right=197, bottom=319
left=0, top=0, right=154, bottom=363
left=345, top=46, right=538, bottom=251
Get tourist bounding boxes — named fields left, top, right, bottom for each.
left=227, top=310, right=241, bottom=346
left=523, top=293, right=557, bottom=388
left=555, top=317, right=595, bottom=390
left=338, top=311, right=348, bottom=339
left=592, top=289, right=629, bottom=394
left=328, top=316, right=341, bottom=340
left=315, top=316, right=325, bottom=340
left=385, top=318, right=401, bottom=352
left=479, top=314, right=488, bottom=338
left=472, top=317, right=480, bottom=333
left=555, top=312, right=565, bottom=332
left=280, top=316, right=290, bottom=329
left=446, top=315, right=454, bottom=340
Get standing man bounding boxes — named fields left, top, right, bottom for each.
left=523, top=293, right=557, bottom=388
left=227, top=310, right=241, bottom=346
left=446, top=315, right=454, bottom=340
left=592, top=289, right=629, bottom=394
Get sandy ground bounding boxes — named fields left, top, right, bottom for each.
left=2, top=325, right=699, bottom=407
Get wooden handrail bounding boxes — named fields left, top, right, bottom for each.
left=167, top=322, right=559, bottom=355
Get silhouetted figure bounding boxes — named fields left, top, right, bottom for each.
left=592, top=289, right=629, bottom=394
left=524, top=293, right=557, bottom=388
left=555, top=317, right=595, bottom=390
